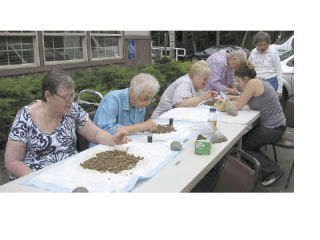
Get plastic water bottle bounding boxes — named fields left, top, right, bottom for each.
left=208, top=107, right=217, bottom=130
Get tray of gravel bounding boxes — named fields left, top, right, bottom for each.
left=149, top=124, right=176, bottom=134
left=21, top=141, right=182, bottom=193
left=81, top=150, right=144, bottom=174
left=130, top=120, right=194, bottom=142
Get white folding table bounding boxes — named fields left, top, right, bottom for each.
left=0, top=108, right=259, bottom=193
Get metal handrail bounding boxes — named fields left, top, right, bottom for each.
left=77, top=89, right=103, bottom=107
left=151, top=46, right=186, bottom=61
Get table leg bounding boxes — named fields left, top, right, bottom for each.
left=236, top=136, right=242, bottom=159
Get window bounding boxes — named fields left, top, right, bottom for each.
left=287, top=57, right=294, bottom=67
left=0, top=31, right=125, bottom=71
left=0, top=31, right=38, bottom=68
left=280, top=49, right=294, bottom=61
left=90, top=31, right=122, bottom=59
left=43, top=31, right=87, bottom=63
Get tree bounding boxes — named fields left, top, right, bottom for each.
left=216, top=31, right=220, bottom=46
left=241, top=31, right=249, bottom=48
left=191, top=31, right=197, bottom=53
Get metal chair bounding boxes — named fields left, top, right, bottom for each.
left=272, top=96, right=294, bottom=189
left=76, top=111, right=96, bottom=152
left=76, top=89, right=103, bottom=152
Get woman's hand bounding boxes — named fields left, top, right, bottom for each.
left=227, top=87, right=239, bottom=95
left=112, top=130, right=131, bottom=145
left=141, top=119, right=158, bottom=132
left=200, top=90, right=218, bottom=101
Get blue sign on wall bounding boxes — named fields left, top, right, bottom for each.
left=128, top=40, right=136, bottom=59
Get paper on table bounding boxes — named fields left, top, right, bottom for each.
left=158, top=107, right=209, bottom=122
left=21, top=141, right=181, bottom=193
left=158, top=105, right=257, bottom=125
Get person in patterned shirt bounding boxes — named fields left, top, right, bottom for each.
left=4, top=69, right=129, bottom=180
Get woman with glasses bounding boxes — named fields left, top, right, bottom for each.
left=151, top=60, right=217, bottom=119
left=90, top=73, right=160, bottom=146
left=4, top=69, right=129, bottom=180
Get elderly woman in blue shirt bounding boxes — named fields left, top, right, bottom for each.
left=90, top=73, right=160, bottom=146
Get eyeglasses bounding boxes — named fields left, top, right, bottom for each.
left=54, top=92, right=76, bottom=101
left=141, top=96, right=155, bottom=102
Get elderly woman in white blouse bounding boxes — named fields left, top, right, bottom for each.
left=248, top=31, right=284, bottom=99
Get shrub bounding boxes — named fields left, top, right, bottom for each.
left=0, top=58, right=192, bottom=148
left=0, top=74, right=44, bottom=148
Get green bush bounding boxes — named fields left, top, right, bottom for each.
left=0, top=74, right=44, bottom=148
left=0, top=58, right=192, bottom=148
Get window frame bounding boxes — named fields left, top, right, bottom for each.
left=42, top=31, right=88, bottom=65
left=0, top=31, right=40, bottom=70
left=89, top=32, right=123, bottom=61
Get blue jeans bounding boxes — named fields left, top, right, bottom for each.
left=242, top=124, right=286, bottom=178
left=266, top=77, right=278, bottom=92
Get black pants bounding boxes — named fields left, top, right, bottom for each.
left=242, top=124, right=286, bottom=179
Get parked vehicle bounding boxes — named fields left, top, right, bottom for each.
left=271, top=35, right=294, bottom=55
left=280, top=49, right=294, bottom=106
left=185, top=45, right=251, bottom=62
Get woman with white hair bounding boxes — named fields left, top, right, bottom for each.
left=91, top=73, right=160, bottom=142
left=151, top=60, right=217, bottom=119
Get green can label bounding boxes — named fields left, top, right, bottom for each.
left=195, top=140, right=211, bottom=155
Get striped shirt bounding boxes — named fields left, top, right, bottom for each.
left=204, top=50, right=234, bottom=92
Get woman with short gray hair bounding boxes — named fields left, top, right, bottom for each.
left=91, top=73, right=160, bottom=143
left=252, top=31, right=271, bottom=46
left=5, top=69, right=129, bottom=180
left=249, top=31, right=284, bottom=99
left=151, top=60, right=217, bottom=119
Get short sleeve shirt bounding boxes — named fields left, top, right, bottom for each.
left=91, top=88, right=146, bottom=136
left=151, top=74, right=199, bottom=118
left=8, top=101, right=88, bottom=179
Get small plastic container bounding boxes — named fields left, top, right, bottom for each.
left=208, top=107, right=217, bottom=130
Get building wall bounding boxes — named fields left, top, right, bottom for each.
left=124, top=35, right=152, bottom=68
left=0, top=31, right=151, bottom=79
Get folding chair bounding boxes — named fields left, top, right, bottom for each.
left=76, top=89, right=103, bottom=152
left=272, top=96, right=294, bottom=189
left=214, top=147, right=261, bottom=192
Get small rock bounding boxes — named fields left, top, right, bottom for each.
left=170, top=141, right=182, bottom=151
left=72, top=186, right=89, bottom=193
